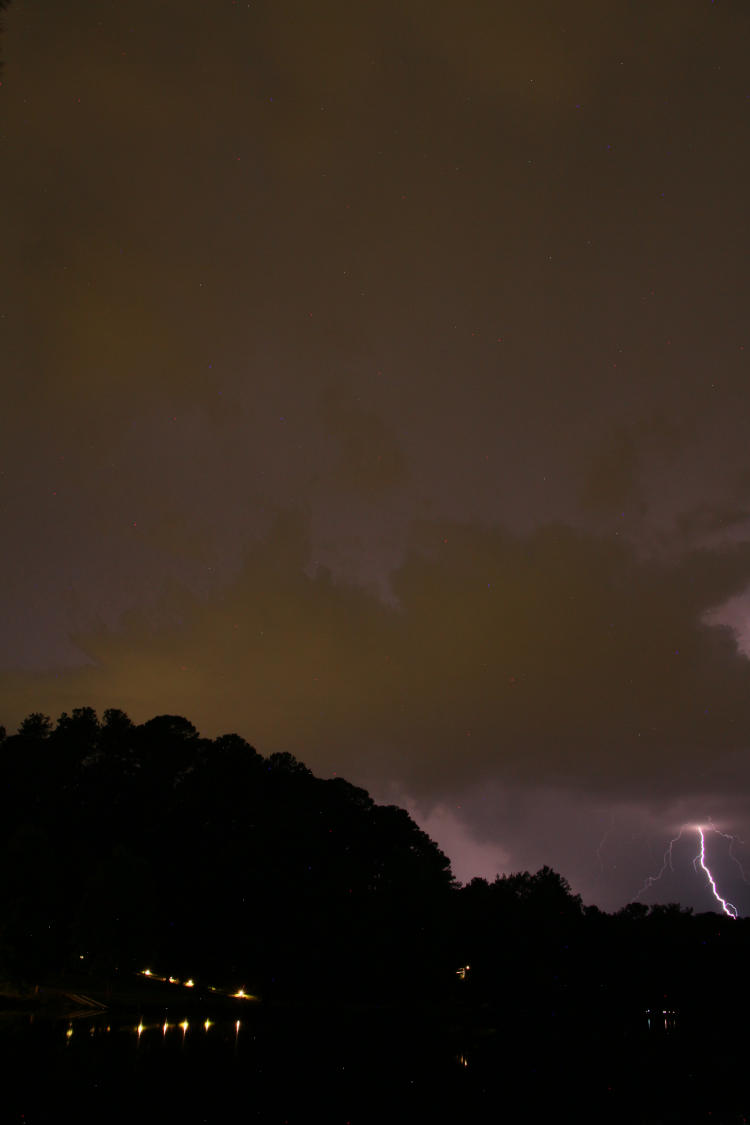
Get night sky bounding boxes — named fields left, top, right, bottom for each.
left=3, top=0, right=750, bottom=913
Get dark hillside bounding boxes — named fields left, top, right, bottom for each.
left=0, top=708, right=454, bottom=1001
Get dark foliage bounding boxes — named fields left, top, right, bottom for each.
left=2, top=706, right=749, bottom=1018
left=0, top=708, right=454, bottom=1001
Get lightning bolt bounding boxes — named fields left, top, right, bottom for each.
left=694, top=826, right=738, bottom=919
left=708, top=825, right=750, bottom=884
left=637, top=824, right=742, bottom=918
left=636, top=827, right=685, bottom=897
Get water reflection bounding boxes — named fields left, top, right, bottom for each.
left=3, top=1004, right=750, bottom=1125
left=645, top=1008, right=679, bottom=1033
left=56, top=1012, right=252, bottom=1050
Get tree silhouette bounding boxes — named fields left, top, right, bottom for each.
left=2, top=704, right=748, bottom=1013
left=0, top=708, right=457, bottom=997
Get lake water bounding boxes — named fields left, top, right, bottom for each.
left=3, top=1001, right=749, bottom=1123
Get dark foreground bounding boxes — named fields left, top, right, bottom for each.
left=3, top=995, right=750, bottom=1125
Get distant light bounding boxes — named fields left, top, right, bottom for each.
left=180, top=1020, right=189, bottom=1033
left=162, top=1022, right=170, bottom=1035
left=142, top=969, right=152, bottom=977
left=66, top=1026, right=73, bottom=1039
left=233, top=988, right=246, bottom=998
left=168, top=977, right=179, bottom=984
left=204, top=1018, right=212, bottom=1031
left=184, top=979, right=195, bottom=988
left=235, top=1020, right=241, bottom=1032
left=137, top=1023, right=144, bottom=1037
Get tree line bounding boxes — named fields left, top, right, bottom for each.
left=0, top=708, right=746, bottom=1013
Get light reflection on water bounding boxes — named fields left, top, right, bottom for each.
left=645, top=1008, right=679, bottom=1033
left=4, top=1006, right=750, bottom=1125
left=59, top=1011, right=255, bottom=1050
